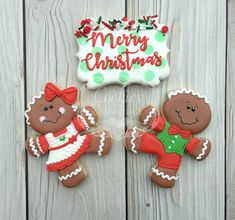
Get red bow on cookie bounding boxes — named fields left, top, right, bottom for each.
left=44, top=82, right=78, bottom=105
left=168, top=125, right=191, bottom=139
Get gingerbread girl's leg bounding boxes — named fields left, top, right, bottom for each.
left=85, top=131, right=111, bottom=156
left=58, top=161, right=87, bottom=187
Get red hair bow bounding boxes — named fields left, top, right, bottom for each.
left=44, top=82, right=78, bottom=105
left=168, top=125, right=191, bottom=139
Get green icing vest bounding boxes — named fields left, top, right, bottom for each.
left=156, top=122, right=192, bottom=156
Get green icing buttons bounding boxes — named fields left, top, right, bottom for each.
left=80, top=61, right=88, bottom=72
left=144, top=70, right=155, bottom=81
left=93, top=73, right=104, bottom=84
left=78, top=37, right=87, bottom=45
left=155, top=32, right=166, bottom=42
left=144, top=44, right=154, bottom=55
left=92, top=47, right=102, bottom=55
left=158, top=57, right=167, bottom=69
left=119, top=71, right=129, bottom=83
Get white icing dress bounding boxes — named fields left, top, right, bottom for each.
left=36, top=115, right=92, bottom=172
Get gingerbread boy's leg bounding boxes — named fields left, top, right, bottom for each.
left=85, top=131, right=111, bottom=156
left=58, top=161, right=87, bottom=187
left=150, top=153, right=182, bottom=188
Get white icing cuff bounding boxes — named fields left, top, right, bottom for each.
left=36, top=137, right=45, bottom=154
left=29, top=138, right=40, bottom=158
left=72, top=105, right=78, bottom=112
left=58, top=167, right=82, bottom=181
left=82, top=108, right=96, bottom=125
left=97, top=131, right=106, bottom=156
left=77, top=115, right=89, bottom=130
left=196, top=140, right=208, bottom=160
left=152, top=167, right=179, bottom=181
left=143, top=107, right=156, bottom=125
left=130, top=127, right=138, bottom=154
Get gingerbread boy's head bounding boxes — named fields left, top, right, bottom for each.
left=25, top=83, right=78, bottom=134
left=162, top=89, right=211, bottom=134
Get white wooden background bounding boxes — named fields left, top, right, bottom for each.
left=0, top=0, right=234, bottom=219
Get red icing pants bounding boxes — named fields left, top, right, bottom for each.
left=140, top=132, right=182, bottom=170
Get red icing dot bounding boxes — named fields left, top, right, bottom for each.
left=81, top=18, right=91, bottom=26
left=83, top=26, right=91, bottom=34
left=128, top=20, right=135, bottom=25
left=161, top=26, right=168, bottom=33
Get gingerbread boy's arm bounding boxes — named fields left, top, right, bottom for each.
left=26, top=135, right=49, bottom=158
left=185, top=137, right=211, bottom=161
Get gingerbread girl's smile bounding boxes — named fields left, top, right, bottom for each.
left=175, top=110, right=199, bottom=125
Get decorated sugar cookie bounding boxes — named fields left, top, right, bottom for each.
left=125, top=89, right=212, bottom=188
left=25, top=82, right=111, bottom=187
left=75, top=16, right=170, bottom=89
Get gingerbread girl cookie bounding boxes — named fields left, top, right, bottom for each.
left=25, top=82, right=111, bottom=187
left=125, top=89, right=211, bottom=188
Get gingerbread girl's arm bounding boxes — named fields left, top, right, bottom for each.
left=185, top=137, right=211, bottom=161
left=26, top=135, right=49, bottom=158
left=73, top=106, right=99, bottom=132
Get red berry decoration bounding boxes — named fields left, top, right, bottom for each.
left=128, top=20, right=135, bottom=25
left=83, top=26, right=91, bottom=34
left=161, top=26, right=168, bottom=33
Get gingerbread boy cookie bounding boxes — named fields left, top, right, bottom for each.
left=125, top=89, right=211, bottom=188
left=25, top=82, right=111, bottom=187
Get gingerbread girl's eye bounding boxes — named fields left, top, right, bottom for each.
left=186, top=105, right=191, bottom=109
left=48, top=104, right=53, bottom=109
left=43, top=106, right=48, bottom=111
left=191, top=107, right=196, bottom=112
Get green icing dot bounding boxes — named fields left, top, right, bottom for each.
left=155, top=32, right=166, bottom=42
left=78, top=37, right=87, bottom=45
left=105, top=36, right=110, bottom=44
left=92, top=47, right=102, bottom=55
left=80, top=61, right=88, bottom=72
left=144, top=44, right=154, bottom=55
left=158, top=57, right=167, bottom=69
left=144, top=70, right=155, bottom=81
left=93, top=73, right=104, bottom=84
left=132, top=63, right=140, bottom=69
left=117, top=45, right=127, bottom=55
left=119, top=71, right=129, bottom=83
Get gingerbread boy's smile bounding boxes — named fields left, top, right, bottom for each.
left=175, top=110, right=199, bottom=125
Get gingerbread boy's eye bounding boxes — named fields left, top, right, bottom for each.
left=186, top=105, right=191, bottom=109
left=48, top=104, right=53, bottom=109
left=191, top=107, right=196, bottom=112
left=43, top=106, right=48, bottom=111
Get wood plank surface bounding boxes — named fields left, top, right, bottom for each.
left=227, top=0, right=235, bottom=219
left=126, top=0, right=226, bottom=219
left=0, top=0, right=26, bottom=219
left=25, top=0, right=126, bottom=219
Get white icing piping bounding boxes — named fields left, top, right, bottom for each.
left=25, top=92, right=44, bottom=125
left=36, top=137, right=45, bottom=154
left=196, top=140, right=208, bottom=160
left=143, top=107, right=156, bottom=125
left=152, top=167, right=179, bottom=181
left=82, top=108, right=96, bottom=125
left=130, top=127, right=138, bottom=154
left=58, top=167, right=82, bottom=181
left=77, top=115, right=89, bottom=130
left=29, top=138, right=40, bottom=158
left=168, top=89, right=209, bottom=104
left=97, top=131, right=106, bottom=156
left=72, top=105, right=78, bottom=112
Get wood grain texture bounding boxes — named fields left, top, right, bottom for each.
left=0, top=0, right=26, bottom=219
left=227, top=0, right=235, bottom=219
left=25, top=0, right=125, bottom=219
left=126, top=0, right=226, bottom=219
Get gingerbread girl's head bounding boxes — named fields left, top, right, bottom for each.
left=25, top=83, right=78, bottom=134
left=162, top=89, right=211, bottom=134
